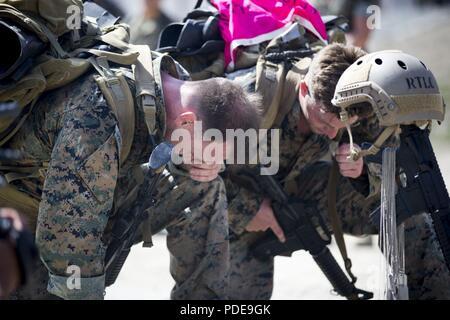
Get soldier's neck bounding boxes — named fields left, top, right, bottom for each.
left=162, top=73, right=197, bottom=139
left=298, top=100, right=312, bottom=136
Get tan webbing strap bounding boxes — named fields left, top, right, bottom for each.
left=4, top=169, right=46, bottom=183
left=90, top=57, right=136, bottom=166
left=357, top=125, right=399, bottom=160
left=327, top=160, right=357, bottom=284
left=0, top=162, right=49, bottom=184
left=257, top=57, right=312, bottom=129
left=0, top=163, right=48, bottom=173
left=131, top=45, right=158, bottom=134
left=70, top=48, right=140, bottom=66
left=274, top=57, right=312, bottom=127
left=39, top=23, right=69, bottom=59
left=130, top=45, right=158, bottom=247
left=257, top=61, right=287, bottom=129
left=0, top=98, right=39, bottom=147
left=98, top=32, right=132, bottom=52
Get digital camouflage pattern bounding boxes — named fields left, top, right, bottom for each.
left=2, top=53, right=230, bottom=300
left=223, top=99, right=450, bottom=300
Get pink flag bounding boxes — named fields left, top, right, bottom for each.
left=211, top=0, right=328, bottom=71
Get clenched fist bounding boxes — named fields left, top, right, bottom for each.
left=335, top=143, right=364, bottom=179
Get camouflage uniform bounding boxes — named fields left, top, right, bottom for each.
left=223, top=101, right=450, bottom=300
left=1, top=54, right=229, bottom=300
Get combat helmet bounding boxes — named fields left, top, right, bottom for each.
left=332, top=50, right=446, bottom=159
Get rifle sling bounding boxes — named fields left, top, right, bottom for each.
left=328, top=160, right=357, bottom=284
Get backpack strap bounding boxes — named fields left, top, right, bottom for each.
left=90, top=56, right=136, bottom=166
left=131, top=45, right=158, bottom=134
left=257, top=56, right=312, bottom=129
left=129, top=45, right=162, bottom=247
left=70, top=48, right=140, bottom=66
left=327, top=160, right=358, bottom=284
left=69, top=26, right=141, bottom=66
left=275, top=57, right=312, bottom=127
left=256, top=59, right=288, bottom=129
left=0, top=98, right=40, bottom=147
left=38, top=22, right=69, bottom=59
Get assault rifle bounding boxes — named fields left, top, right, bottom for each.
left=248, top=170, right=373, bottom=300
left=104, top=141, right=173, bottom=286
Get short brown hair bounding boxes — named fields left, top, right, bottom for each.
left=308, top=43, right=367, bottom=115
left=193, top=78, right=263, bottom=134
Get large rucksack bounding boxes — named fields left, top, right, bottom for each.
left=0, top=0, right=157, bottom=161
left=0, top=0, right=157, bottom=221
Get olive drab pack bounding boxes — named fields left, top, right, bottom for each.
left=0, top=0, right=158, bottom=217
left=253, top=23, right=318, bottom=129
left=0, top=0, right=83, bottom=37
left=0, top=0, right=158, bottom=163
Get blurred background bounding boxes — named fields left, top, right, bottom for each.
left=104, top=0, right=450, bottom=300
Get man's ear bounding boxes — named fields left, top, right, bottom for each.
left=300, top=80, right=309, bottom=98
left=175, top=111, right=197, bottom=129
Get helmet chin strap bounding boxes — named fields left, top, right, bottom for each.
left=339, top=110, right=360, bottom=161
left=340, top=109, right=400, bottom=161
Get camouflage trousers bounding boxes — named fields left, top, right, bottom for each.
left=227, top=161, right=450, bottom=300
left=3, top=75, right=229, bottom=300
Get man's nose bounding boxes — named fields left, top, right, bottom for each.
left=325, top=128, right=338, bottom=139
